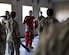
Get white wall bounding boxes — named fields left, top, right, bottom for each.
left=52, top=0, right=69, bottom=2
left=0, top=0, right=52, bottom=37
left=53, top=2, right=69, bottom=22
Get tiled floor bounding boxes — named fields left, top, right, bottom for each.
left=5, top=36, right=39, bottom=55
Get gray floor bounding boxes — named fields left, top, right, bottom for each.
left=5, top=36, right=39, bottom=55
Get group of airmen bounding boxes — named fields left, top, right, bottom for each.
left=0, top=8, right=69, bottom=55
left=0, top=11, right=20, bottom=55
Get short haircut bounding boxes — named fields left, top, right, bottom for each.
left=29, top=10, right=33, bottom=13
left=11, top=11, right=16, bottom=18
left=47, top=9, right=53, bottom=16
left=40, top=11, right=42, bottom=14
left=6, top=11, right=9, bottom=13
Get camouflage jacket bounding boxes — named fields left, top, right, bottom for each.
left=12, top=20, right=20, bottom=39
left=37, top=16, right=45, bottom=33
left=45, top=16, right=59, bottom=27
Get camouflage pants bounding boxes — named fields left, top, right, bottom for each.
left=0, top=34, right=6, bottom=55
left=8, top=38, right=20, bottom=55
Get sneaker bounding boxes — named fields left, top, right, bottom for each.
left=30, top=46, right=34, bottom=49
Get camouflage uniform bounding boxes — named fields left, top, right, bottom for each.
left=33, top=19, right=69, bottom=55
left=42, top=9, right=59, bottom=30
left=37, top=16, right=45, bottom=35
left=8, top=19, right=20, bottom=55
left=40, top=16, right=59, bottom=31
left=37, top=16, right=59, bottom=39
left=0, top=21, right=6, bottom=55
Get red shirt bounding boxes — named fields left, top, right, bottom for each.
left=23, top=16, right=35, bottom=29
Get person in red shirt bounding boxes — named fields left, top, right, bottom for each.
left=23, top=10, right=35, bottom=48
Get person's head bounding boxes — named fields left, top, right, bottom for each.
left=39, top=11, right=42, bottom=16
left=11, top=11, right=16, bottom=18
left=5, top=11, right=10, bottom=16
left=47, top=8, right=53, bottom=16
left=29, top=10, right=33, bottom=16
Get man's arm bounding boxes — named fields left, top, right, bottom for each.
left=23, top=16, right=28, bottom=24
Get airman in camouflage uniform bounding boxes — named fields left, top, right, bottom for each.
left=0, top=17, right=7, bottom=55
left=6, top=12, right=20, bottom=55
left=44, top=9, right=59, bottom=28
left=33, top=18, right=69, bottom=55
left=0, top=11, right=10, bottom=55
left=36, top=11, right=45, bottom=35
left=37, top=9, right=59, bottom=38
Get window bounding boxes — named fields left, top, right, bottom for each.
left=0, top=3, right=12, bottom=16
left=40, top=7, right=48, bottom=17
left=22, top=5, right=33, bottom=22
left=0, top=3, right=12, bottom=22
